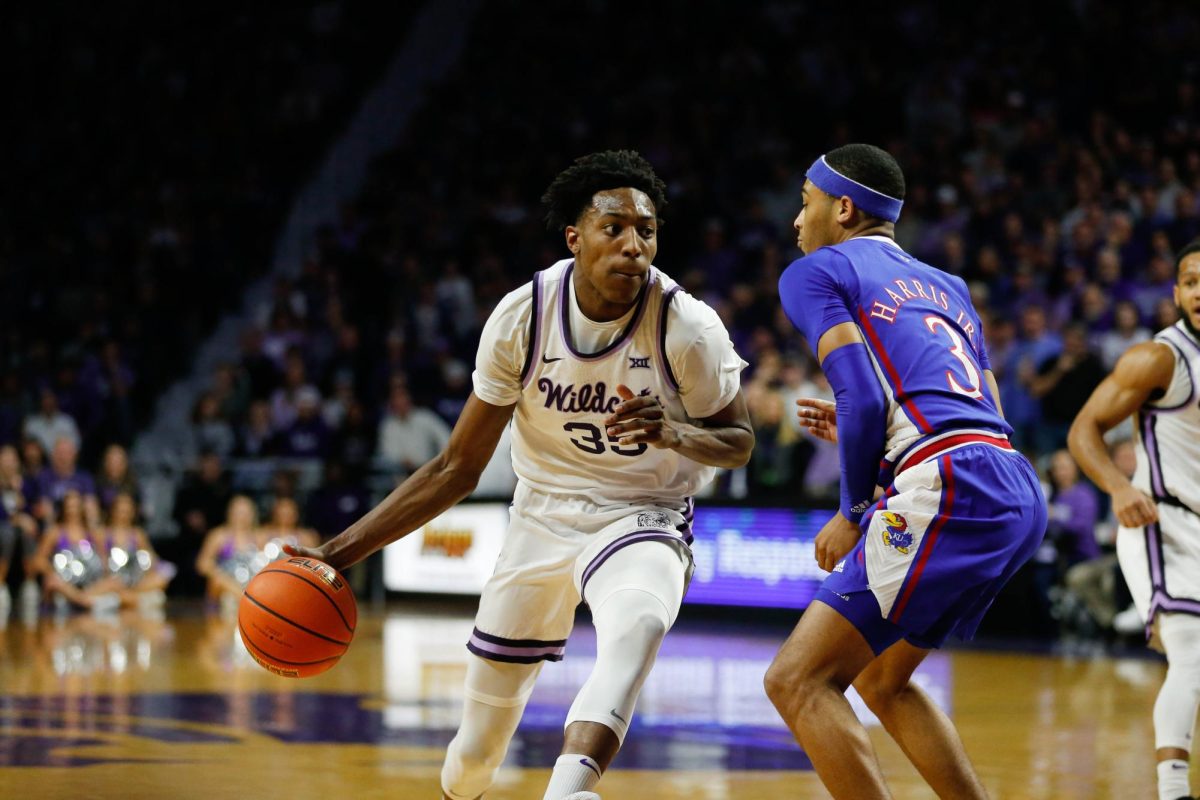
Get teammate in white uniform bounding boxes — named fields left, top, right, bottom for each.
left=1070, top=238, right=1200, bottom=800
left=288, top=150, right=752, bottom=800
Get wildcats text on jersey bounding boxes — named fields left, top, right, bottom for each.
left=537, top=379, right=654, bottom=415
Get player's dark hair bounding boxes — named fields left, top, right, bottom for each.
left=1176, top=237, right=1200, bottom=275
left=541, top=150, right=668, bottom=231
left=824, top=144, right=907, bottom=207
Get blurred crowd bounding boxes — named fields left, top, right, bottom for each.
left=4, top=1, right=1199, bottom=638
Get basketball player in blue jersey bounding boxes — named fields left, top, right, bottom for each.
left=1069, top=239, right=1200, bottom=800
left=763, top=144, right=1047, bottom=799
left=287, top=150, right=753, bottom=800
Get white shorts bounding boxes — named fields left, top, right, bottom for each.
left=1117, top=504, right=1200, bottom=633
left=466, top=482, right=694, bottom=664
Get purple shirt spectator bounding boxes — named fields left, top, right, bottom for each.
left=36, top=465, right=96, bottom=508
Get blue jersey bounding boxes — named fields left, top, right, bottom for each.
left=779, top=236, right=1009, bottom=472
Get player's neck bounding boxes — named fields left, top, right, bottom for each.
left=840, top=221, right=895, bottom=245
left=571, top=270, right=636, bottom=322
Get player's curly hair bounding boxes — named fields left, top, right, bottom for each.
left=541, top=150, right=668, bottom=231
left=825, top=143, right=907, bottom=205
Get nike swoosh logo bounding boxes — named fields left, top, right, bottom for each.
left=542, top=355, right=563, bottom=363
left=610, top=708, right=628, bottom=724
left=579, top=757, right=602, bottom=778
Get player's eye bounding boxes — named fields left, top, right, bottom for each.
left=640, top=227, right=655, bottom=239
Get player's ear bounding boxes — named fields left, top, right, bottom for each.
left=835, top=196, right=856, bottom=225
left=565, top=226, right=581, bottom=255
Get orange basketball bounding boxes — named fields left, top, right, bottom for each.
left=238, top=557, right=357, bottom=678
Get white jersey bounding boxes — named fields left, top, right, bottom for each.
left=1134, top=321, right=1200, bottom=517
left=1120, top=320, right=1200, bottom=626
left=472, top=259, right=745, bottom=505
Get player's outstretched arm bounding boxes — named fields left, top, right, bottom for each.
left=286, top=393, right=516, bottom=571
left=1067, top=341, right=1174, bottom=528
left=604, top=384, right=753, bottom=468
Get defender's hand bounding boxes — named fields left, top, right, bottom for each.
left=605, top=384, right=682, bottom=450
left=815, top=511, right=862, bottom=572
left=796, top=397, right=838, bottom=443
left=1112, top=485, right=1158, bottom=528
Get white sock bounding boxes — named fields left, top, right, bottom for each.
left=1158, top=758, right=1191, bottom=800
left=543, top=753, right=601, bottom=799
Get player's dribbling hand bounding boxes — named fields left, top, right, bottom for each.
left=606, top=384, right=682, bottom=449
left=796, top=397, right=837, bottom=443
left=282, top=542, right=332, bottom=566
left=814, top=511, right=861, bottom=572
left=1112, top=484, right=1159, bottom=528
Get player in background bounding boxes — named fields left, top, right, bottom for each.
left=764, top=143, right=1047, bottom=799
left=287, top=150, right=752, bottom=800
left=1068, top=239, right=1200, bottom=800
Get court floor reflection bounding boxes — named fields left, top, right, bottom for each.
left=0, top=604, right=1175, bottom=799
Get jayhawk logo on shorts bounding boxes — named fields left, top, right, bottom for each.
left=881, top=511, right=914, bottom=555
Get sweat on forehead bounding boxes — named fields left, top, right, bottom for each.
left=587, top=188, right=656, bottom=219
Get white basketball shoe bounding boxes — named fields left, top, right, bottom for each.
left=562, top=794, right=601, bottom=800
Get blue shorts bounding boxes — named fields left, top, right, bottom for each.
left=818, top=440, right=1047, bottom=654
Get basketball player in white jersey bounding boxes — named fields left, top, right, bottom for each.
left=287, top=150, right=752, bottom=800
left=1069, top=238, right=1200, bottom=800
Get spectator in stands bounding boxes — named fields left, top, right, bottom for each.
left=1096, top=300, right=1152, bottom=371
left=191, top=392, right=236, bottom=460
left=261, top=306, right=307, bottom=371
left=1066, top=438, right=1136, bottom=632
left=238, top=327, right=279, bottom=402
left=1007, top=305, right=1062, bottom=450
left=330, top=399, right=374, bottom=481
left=275, top=386, right=331, bottom=458
left=270, top=349, right=318, bottom=432
left=1029, top=323, right=1106, bottom=453
left=325, top=323, right=369, bottom=399
left=210, top=362, right=250, bottom=424
left=1133, top=254, right=1177, bottom=320
left=432, top=359, right=471, bottom=426
left=171, top=451, right=233, bottom=596
left=0, top=445, right=37, bottom=614
left=321, top=374, right=357, bottom=431
left=87, top=339, right=136, bottom=446
left=95, top=443, right=140, bottom=515
left=237, top=400, right=276, bottom=458
left=34, top=437, right=99, bottom=528
left=743, top=351, right=796, bottom=497
left=23, top=388, right=80, bottom=455
left=376, top=384, right=450, bottom=476
left=1028, top=450, right=1102, bottom=635
left=305, top=460, right=369, bottom=540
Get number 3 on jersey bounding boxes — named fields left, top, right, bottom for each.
left=563, top=422, right=648, bottom=456
left=924, top=315, right=984, bottom=399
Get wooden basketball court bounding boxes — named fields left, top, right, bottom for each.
left=0, top=602, right=1174, bottom=799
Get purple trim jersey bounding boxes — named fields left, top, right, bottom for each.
left=779, top=236, right=1009, bottom=474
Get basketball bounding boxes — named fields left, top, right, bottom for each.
left=238, top=557, right=357, bottom=678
